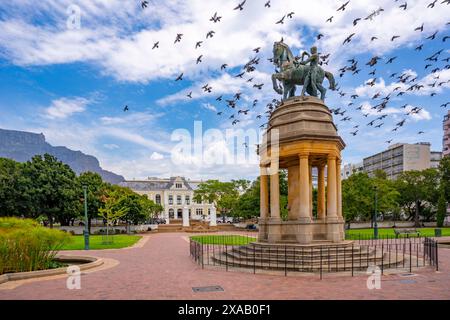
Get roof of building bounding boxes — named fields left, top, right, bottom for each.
left=120, top=176, right=204, bottom=191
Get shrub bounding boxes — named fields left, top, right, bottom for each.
left=0, top=217, right=71, bottom=274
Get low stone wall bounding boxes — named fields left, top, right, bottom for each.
left=57, top=224, right=157, bottom=235
left=0, top=255, right=103, bottom=285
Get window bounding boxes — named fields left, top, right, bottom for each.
left=168, top=195, right=173, bottom=205
left=177, top=195, right=182, bottom=205
left=168, top=209, right=174, bottom=218
left=176, top=183, right=182, bottom=188
left=185, top=195, right=190, bottom=205
left=177, top=208, right=182, bottom=218
left=155, top=194, right=161, bottom=204
left=196, top=208, right=203, bottom=216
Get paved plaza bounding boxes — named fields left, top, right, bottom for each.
left=1, top=233, right=449, bottom=300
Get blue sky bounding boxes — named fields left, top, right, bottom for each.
left=0, top=0, right=449, bottom=180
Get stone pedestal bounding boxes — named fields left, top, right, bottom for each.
left=182, top=207, right=189, bottom=227
left=209, top=207, right=217, bottom=227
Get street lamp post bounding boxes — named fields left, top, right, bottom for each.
left=373, top=185, right=378, bottom=240
left=83, top=185, right=90, bottom=250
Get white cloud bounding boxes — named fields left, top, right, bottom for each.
left=103, top=143, right=119, bottom=150
left=201, top=103, right=217, bottom=113
left=44, top=97, right=90, bottom=119
left=150, top=151, right=164, bottom=160
left=100, top=112, right=163, bottom=125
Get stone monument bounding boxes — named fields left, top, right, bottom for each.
left=258, top=96, right=345, bottom=244
left=259, top=40, right=344, bottom=244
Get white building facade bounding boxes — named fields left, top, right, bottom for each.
left=120, top=176, right=215, bottom=223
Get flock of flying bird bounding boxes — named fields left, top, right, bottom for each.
left=132, top=0, right=450, bottom=147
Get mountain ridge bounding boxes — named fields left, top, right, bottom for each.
left=0, top=128, right=124, bottom=184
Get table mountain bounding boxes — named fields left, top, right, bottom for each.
left=0, top=128, right=124, bottom=184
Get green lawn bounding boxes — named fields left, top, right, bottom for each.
left=346, top=227, right=450, bottom=239
left=191, top=234, right=256, bottom=245
left=60, top=235, right=142, bottom=250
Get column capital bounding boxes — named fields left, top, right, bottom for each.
left=298, top=152, right=309, bottom=159
left=327, top=155, right=337, bottom=161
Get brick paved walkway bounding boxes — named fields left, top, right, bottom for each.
left=1, top=233, right=449, bottom=300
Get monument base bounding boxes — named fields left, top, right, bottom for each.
left=258, top=218, right=345, bottom=245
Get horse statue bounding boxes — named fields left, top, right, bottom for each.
left=271, top=40, right=336, bottom=101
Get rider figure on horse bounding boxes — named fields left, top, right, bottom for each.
left=300, top=46, right=319, bottom=99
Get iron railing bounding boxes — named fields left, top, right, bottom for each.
left=189, top=233, right=439, bottom=279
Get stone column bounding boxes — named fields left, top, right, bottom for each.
left=182, top=207, right=190, bottom=227
left=326, top=155, right=340, bottom=242
left=270, top=171, right=280, bottom=220
left=268, top=169, right=281, bottom=243
left=299, top=154, right=310, bottom=220
left=209, top=206, right=217, bottom=227
left=336, top=158, right=343, bottom=220
left=309, top=164, right=313, bottom=219
left=260, top=169, right=269, bottom=220
left=317, top=164, right=326, bottom=220
left=297, top=153, right=312, bottom=244
left=326, top=155, right=337, bottom=220
left=287, top=165, right=300, bottom=220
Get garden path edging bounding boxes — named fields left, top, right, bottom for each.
left=0, top=255, right=103, bottom=285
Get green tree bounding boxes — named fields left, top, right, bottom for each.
left=140, top=195, right=163, bottom=220
left=395, top=169, right=440, bottom=226
left=99, top=189, right=129, bottom=235
left=439, top=156, right=450, bottom=202
left=194, top=180, right=239, bottom=217
left=0, top=158, right=32, bottom=217
left=342, top=172, right=399, bottom=222
left=23, top=154, right=80, bottom=227
left=78, top=172, right=106, bottom=233
left=436, top=189, right=447, bottom=227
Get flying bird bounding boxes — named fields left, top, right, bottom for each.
left=326, top=16, right=334, bottom=23
left=175, top=73, right=183, bottom=81
left=287, top=12, right=295, bottom=19
left=196, top=55, right=203, bottom=64
left=195, top=41, right=203, bottom=49
left=427, top=0, right=437, bottom=8
left=399, top=2, right=407, bottom=10
left=265, top=1, right=271, bottom=8
left=276, top=15, right=286, bottom=24
left=391, top=35, right=400, bottom=41
left=353, top=18, right=361, bottom=26
left=210, top=12, right=222, bottom=23
left=234, top=0, right=246, bottom=11
left=141, top=1, right=148, bottom=9
left=152, top=41, right=159, bottom=49
left=337, top=1, right=350, bottom=11
left=123, top=105, right=129, bottom=112
left=206, top=30, right=215, bottom=38
left=174, top=33, right=183, bottom=43
left=386, top=56, right=397, bottom=64
left=343, top=33, right=356, bottom=45
left=415, top=23, right=424, bottom=32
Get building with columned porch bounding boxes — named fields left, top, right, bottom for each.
left=120, top=176, right=215, bottom=223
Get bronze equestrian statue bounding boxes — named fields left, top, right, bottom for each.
left=271, top=40, right=336, bottom=101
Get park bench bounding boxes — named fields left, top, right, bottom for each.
left=394, top=228, right=420, bottom=238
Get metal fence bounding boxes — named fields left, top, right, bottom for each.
left=189, top=234, right=439, bottom=279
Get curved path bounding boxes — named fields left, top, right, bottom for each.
left=1, top=233, right=449, bottom=300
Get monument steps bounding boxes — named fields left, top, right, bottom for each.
left=210, top=244, right=406, bottom=271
